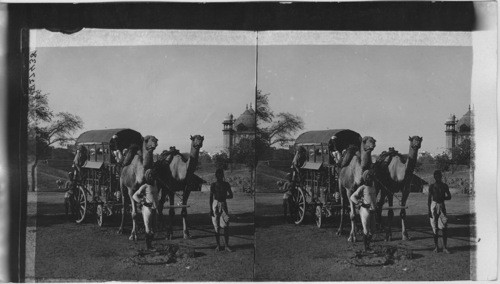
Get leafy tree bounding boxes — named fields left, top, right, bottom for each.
left=418, top=152, right=435, bottom=164
left=212, top=151, right=230, bottom=171
left=435, top=153, right=451, bottom=172
left=230, top=138, right=256, bottom=192
left=28, top=50, right=84, bottom=191
left=29, top=112, right=83, bottom=191
left=256, top=90, right=273, bottom=124
left=256, top=90, right=304, bottom=160
left=451, top=139, right=472, bottom=166
left=198, top=151, right=212, bottom=164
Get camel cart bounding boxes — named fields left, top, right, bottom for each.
left=291, top=129, right=362, bottom=228
left=71, top=128, right=143, bottom=226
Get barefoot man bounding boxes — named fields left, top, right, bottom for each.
left=428, top=170, right=452, bottom=253
left=133, top=169, right=159, bottom=250
left=350, top=170, right=377, bottom=252
left=210, top=169, right=234, bottom=252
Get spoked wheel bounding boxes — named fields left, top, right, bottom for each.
left=74, top=186, right=87, bottom=224
left=291, top=186, right=306, bottom=225
left=315, top=205, right=323, bottom=228
left=96, top=204, right=104, bottom=227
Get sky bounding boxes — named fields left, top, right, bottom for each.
left=35, top=44, right=256, bottom=153
left=33, top=30, right=472, bottom=155
left=258, top=45, right=472, bottom=155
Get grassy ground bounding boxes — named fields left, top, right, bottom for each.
left=27, top=191, right=254, bottom=281
left=28, top=162, right=70, bottom=192
left=255, top=192, right=475, bottom=281
left=255, top=163, right=289, bottom=193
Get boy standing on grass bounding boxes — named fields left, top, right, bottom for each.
left=210, top=169, right=234, bottom=252
left=277, top=173, right=293, bottom=223
left=428, top=170, right=452, bottom=253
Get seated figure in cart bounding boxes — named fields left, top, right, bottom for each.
left=110, top=135, right=125, bottom=164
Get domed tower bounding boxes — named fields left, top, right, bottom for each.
left=222, top=113, right=234, bottom=154
left=233, top=103, right=256, bottom=145
left=456, top=106, right=473, bottom=145
left=445, top=114, right=457, bottom=154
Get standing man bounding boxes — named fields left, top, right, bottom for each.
left=291, top=146, right=307, bottom=183
left=72, top=145, right=87, bottom=181
left=428, top=170, right=452, bottom=253
left=64, top=171, right=77, bottom=220
left=350, top=170, right=377, bottom=252
left=133, top=169, right=159, bottom=251
left=210, top=169, right=234, bottom=252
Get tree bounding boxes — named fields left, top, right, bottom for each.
left=451, top=139, right=472, bottom=166
left=418, top=152, right=435, bottom=165
left=28, top=50, right=84, bottom=191
left=212, top=151, right=230, bottom=171
left=435, top=153, right=451, bottom=172
left=29, top=112, right=83, bottom=191
left=230, top=138, right=256, bottom=192
left=256, top=90, right=304, bottom=160
left=198, top=150, right=212, bottom=164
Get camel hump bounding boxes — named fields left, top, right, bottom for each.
left=374, top=149, right=405, bottom=172
left=123, top=144, right=141, bottom=167
left=339, top=145, right=359, bottom=168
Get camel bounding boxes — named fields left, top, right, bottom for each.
left=117, top=135, right=158, bottom=241
left=337, top=136, right=376, bottom=242
left=374, top=136, right=422, bottom=241
left=155, top=135, right=204, bottom=240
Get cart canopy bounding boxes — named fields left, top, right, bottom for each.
left=294, top=129, right=361, bottom=152
left=76, top=128, right=143, bottom=150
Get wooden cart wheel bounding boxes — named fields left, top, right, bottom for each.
left=315, top=205, right=323, bottom=228
left=75, top=186, right=87, bottom=224
left=96, top=204, right=104, bottom=227
left=291, top=186, right=306, bottom=225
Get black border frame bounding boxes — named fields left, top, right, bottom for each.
left=7, top=2, right=476, bottom=282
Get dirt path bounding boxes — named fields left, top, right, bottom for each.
left=26, top=190, right=475, bottom=281
left=27, top=191, right=254, bottom=282
left=255, top=192, right=475, bottom=281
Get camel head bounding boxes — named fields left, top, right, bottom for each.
left=408, top=136, right=423, bottom=150
left=362, top=136, right=376, bottom=152
left=190, top=135, right=204, bottom=150
left=143, top=135, right=158, bottom=152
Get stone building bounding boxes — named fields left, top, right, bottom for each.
left=445, top=106, right=473, bottom=156
left=222, top=103, right=256, bottom=156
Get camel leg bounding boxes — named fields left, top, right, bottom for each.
left=385, top=195, right=394, bottom=242
left=128, top=187, right=138, bottom=241
left=117, top=181, right=126, bottom=235
left=400, top=188, right=411, bottom=240
left=376, top=189, right=387, bottom=232
left=336, top=185, right=345, bottom=236
left=157, top=186, right=166, bottom=232
left=347, top=189, right=357, bottom=243
left=166, top=192, right=175, bottom=240
left=182, top=189, right=191, bottom=239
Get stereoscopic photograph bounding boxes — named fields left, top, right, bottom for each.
left=25, top=29, right=256, bottom=281
left=253, top=6, right=496, bottom=278
left=4, top=1, right=497, bottom=282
